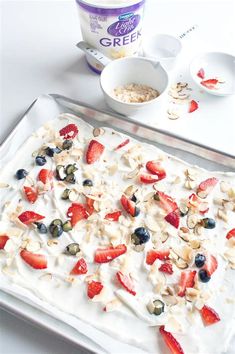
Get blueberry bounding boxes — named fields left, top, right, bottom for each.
left=45, top=146, right=61, bottom=157
left=62, top=140, right=73, bottom=150
left=198, top=269, right=211, bottom=283
left=131, top=227, right=150, bottom=245
left=201, top=218, right=216, bottom=229
left=131, top=194, right=137, bottom=203
left=195, top=254, right=206, bottom=268
left=50, top=224, right=63, bottom=238
left=16, top=169, right=28, bottom=180
left=83, top=179, right=93, bottom=187
left=133, top=206, right=140, bottom=217
left=35, top=222, right=47, bottom=234
left=35, top=155, right=47, bottom=166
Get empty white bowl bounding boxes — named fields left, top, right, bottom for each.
left=100, top=56, right=169, bottom=116
left=190, top=52, right=235, bottom=96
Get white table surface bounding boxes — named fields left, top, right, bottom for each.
left=0, top=0, right=235, bottom=353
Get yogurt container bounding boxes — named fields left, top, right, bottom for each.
left=76, top=0, right=145, bottom=72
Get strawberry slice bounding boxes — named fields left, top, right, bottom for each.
left=199, top=305, right=220, bottom=326
left=23, top=186, right=38, bottom=204
left=139, top=173, right=160, bottom=184
left=197, top=68, right=205, bottom=79
left=146, top=250, right=170, bottom=265
left=105, top=211, right=122, bottom=221
left=154, top=191, right=178, bottom=214
left=114, top=138, right=130, bottom=151
left=197, top=177, right=218, bottom=198
left=20, top=249, right=47, bottom=269
left=226, top=228, right=235, bottom=240
left=86, top=140, right=104, bottom=164
left=201, top=79, right=218, bottom=89
left=165, top=210, right=180, bottom=229
left=0, top=235, right=9, bottom=249
left=116, top=271, right=136, bottom=295
left=188, top=193, right=209, bottom=214
left=146, top=161, right=166, bottom=180
left=120, top=195, right=140, bottom=217
left=189, top=100, right=198, bottom=113
left=59, top=123, right=78, bottom=139
left=159, top=326, right=184, bottom=354
left=94, top=244, right=127, bottom=263
left=38, top=169, right=53, bottom=184
left=159, top=263, right=173, bottom=274
left=70, top=258, right=88, bottom=275
left=18, top=211, right=45, bottom=225
left=202, top=254, right=218, bottom=276
left=85, top=196, right=95, bottom=216
left=178, top=270, right=196, bottom=297
left=67, top=203, right=88, bottom=227
left=87, top=280, right=103, bottom=299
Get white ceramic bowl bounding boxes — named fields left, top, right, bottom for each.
left=100, top=57, right=169, bottom=116
left=190, top=52, right=235, bottom=96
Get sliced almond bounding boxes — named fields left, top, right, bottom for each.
left=175, top=258, right=188, bottom=269
left=167, top=109, right=180, bottom=120
left=0, top=182, right=10, bottom=188
left=187, top=214, right=199, bottom=229
left=220, top=181, right=230, bottom=193
left=93, top=127, right=105, bottom=137
left=217, top=208, right=228, bottom=222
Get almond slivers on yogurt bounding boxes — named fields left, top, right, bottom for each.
left=113, top=83, right=159, bottom=103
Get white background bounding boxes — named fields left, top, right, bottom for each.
left=0, top=0, right=235, bottom=353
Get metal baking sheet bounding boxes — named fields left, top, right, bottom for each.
left=0, top=93, right=235, bottom=354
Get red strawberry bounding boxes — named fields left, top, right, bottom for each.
left=197, top=177, right=218, bottom=198
left=165, top=210, right=180, bottom=229
left=154, top=191, right=178, bottom=213
left=203, top=254, right=218, bottom=276
left=201, top=79, right=218, bottom=89
left=120, top=195, right=140, bottom=217
left=146, top=250, right=170, bottom=265
left=23, top=186, right=38, bottom=204
left=87, top=280, right=103, bottom=299
left=0, top=235, right=9, bottom=249
left=59, top=123, right=78, bottom=139
left=116, top=271, right=136, bottom=295
left=105, top=211, right=122, bottom=221
left=70, top=258, right=88, bottom=275
left=226, top=228, right=235, bottom=240
left=188, top=193, right=209, bottom=214
left=114, top=138, right=130, bottom=151
left=139, top=173, right=159, bottom=184
left=178, top=270, right=196, bottom=297
left=197, top=68, right=205, bottom=79
left=189, top=100, right=198, bottom=113
left=159, top=326, right=184, bottom=354
left=38, top=169, right=53, bottom=184
left=18, top=211, right=45, bottom=225
left=86, top=140, right=104, bottom=164
left=146, top=161, right=166, bottom=180
left=199, top=305, right=220, bottom=326
left=159, top=262, right=173, bottom=274
left=67, top=203, right=88, bottom=227
left=94, top=244, right=127, bottom=263
left=20, top=249, right=47, bottom=269
left=85, top=197, right=95, bottom=216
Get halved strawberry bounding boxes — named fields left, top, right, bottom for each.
left=86, top=140, right=105, bottom=164
left=178, top=270, right=196, bottom=297
left=146, top=250, right=170, bottom=265
left=0, top=235, right=9, bottom=249
left=188, top=193, right=209, bottom=214
left=189, top=100, right=198, bottom=113
left=199, top=305, right=220, bottom=326
left=154, top=191, right=178, bottom=213
left=23, top=186, right=38, bottom=204
left=85, top=196, right=95, bottom=216
left=94, top=244, right=127, bottom=263
left=38, top=169, right=53, bottom=184
left=202, top=254, right=218, bottom=276
left=105, top=211, right=122, bottom=221
left=201, top=79, right=218, bottom=89
left=59, top=123, right=78, bottom=139
left=120, top=195, right=140, bottom=217
left=114, top=138, right=130, bottom=151
left=20, top=249, right=47, bottom=269
left=18, top=211, right=45, bottom=225
left=139, top=173, right=159, bottom=184
left=197, top=177, right=218, bottom=198
left=197, top=68, right=205, bottom=79
left=165, top=210, right=180, bottom=229
left=87, top=280, right=103, bottom=299
left=159, top=326, right=184, bottom=354
left=226, top=228, right=235, bottom=240
left=146, top=161, right=166, bottom=180
left=116, top=271, right=136, bottom=295
left=159, top=263, right=173, bottom=274
left=67, top=203, right=88, bottom=227
left=70, top=258, right=88, bottom=275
